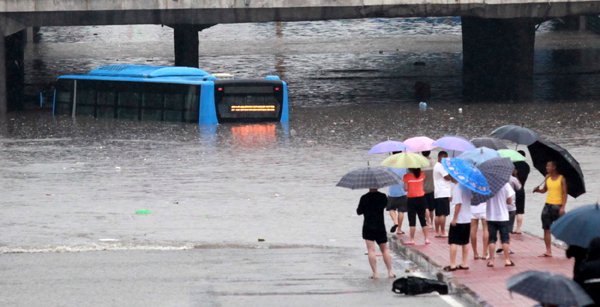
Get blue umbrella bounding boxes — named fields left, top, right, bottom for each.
left=442, top=158, right=490, bottom=195
left=367, top=140, right=412, bottom=154
left=551, top=204, right=600, bottom=248
left=433, top=135, right=476, bottom=152
left=457, top=147, right=500, bottom=167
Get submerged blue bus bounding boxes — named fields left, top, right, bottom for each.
left=53, top=65, right=289, bottom=124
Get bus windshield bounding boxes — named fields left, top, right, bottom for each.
left=214, top=81, right=284, bottom=122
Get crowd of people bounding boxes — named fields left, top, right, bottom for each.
left=356, top=149, right=571, bottom=279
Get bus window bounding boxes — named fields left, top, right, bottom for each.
left=76, top=80, right=97, bottom=118
left=214, top=84, right=283, bottom=122
left=97, top=81, right=116, bottom=119
left=54, top=79, right=74, bottom=116
left=117, top=82, right=142, bottom=120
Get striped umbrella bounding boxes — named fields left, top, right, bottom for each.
left=471, top=157, right=514, bottom=203
left=336, top=167, right=403, bottom=190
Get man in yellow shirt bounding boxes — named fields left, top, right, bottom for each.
left=533, top=161, right=567, bottom=258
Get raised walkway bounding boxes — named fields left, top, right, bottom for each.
left=389, top=229, right=574, bottom=307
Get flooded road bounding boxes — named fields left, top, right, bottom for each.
left=2, top=18, right=600, bottom=252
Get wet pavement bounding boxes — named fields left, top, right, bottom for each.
left=0, top=246, right=461, bottom=307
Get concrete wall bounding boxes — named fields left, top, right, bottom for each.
left=2, top=0, right=600, bottom=35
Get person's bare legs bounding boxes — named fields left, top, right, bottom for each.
left=488, top=242, right=496, bottom=266
left=461, top=244, right=470, bottom=268
left=378, top=243, right=395, bottom=278
left=542, top=229, right=553, bottom=257
left=503, top=243, right=512, bottom=265
left=423, top=225, right=430, bottom=244
left=397, top=212, right=405, bottom=234
left=449, top=244, right=458, bottom=268
left=470, top=219, right=479, bottom=258
left=389, top=210, right=398, bottom=228
left=481, top=219, right=489, bottom=259
left=425, top=209, right=431, bottom=227
left=434, top=216, right=442, bottom=236
left=429, top=210, right=436, bottom=229
left=366, top=240, right=378, bottom=278
left=440, top=216, right=448, bottom=236
left=409, top=226, right=416, bottom=244
left=516, top=214, right=523, bottom=233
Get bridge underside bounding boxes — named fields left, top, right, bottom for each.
left=0, top=1, right=596, bottom=114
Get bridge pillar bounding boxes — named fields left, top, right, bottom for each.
left=173, top=25, right=213, bottom=68
left=6, top=30, right=26, bottom=111
left=462, top=17, right=537, bottom=101
left=0, top=29, right=5, bottom=118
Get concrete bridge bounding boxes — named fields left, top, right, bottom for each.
left=2, top=0, right=600, bottom=115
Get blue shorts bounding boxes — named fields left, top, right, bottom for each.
left=488, top=221, right=510, bottom=244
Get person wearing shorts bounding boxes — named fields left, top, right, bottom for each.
left=470, top=202, right=489, bottom=260
left=357, top=188, right=395, bottom=279
left=534, top=161, right=567, bottom=258
left=421, top=151, right=436, bottom=228
left=513, top=150, right=530, bottom=234
left=403, top=168, right=430, bottom=245
left=444, top=184, right=472, bottom=271
left=433, top=151, right=453, bottom=237
left=497, top=173, right=523, bottom=255
left=386, top=155, right=409, bottom=235
left=486, top=183, right=516, bottom=267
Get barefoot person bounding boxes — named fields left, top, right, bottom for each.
left=471, top=202, right=489, bottom=260
left=357, top=188, right=395, bottom=279
left=403, top=168, right=430, bottom=245
left=444, top=184, right=472, bottom=271
left=486, top=183, right=516, bottom=267
left=434, top=151, right=453, bottom=237
left=533, top=161, right=567, bottom=258
left=387, top=151, right=409, bottom=235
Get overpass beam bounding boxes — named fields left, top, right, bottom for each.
left=462, top=17, right=537, bottom=102
left=172, top=25, right=214, bottom=68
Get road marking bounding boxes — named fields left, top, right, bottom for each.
left=410, top=272, right=465, bottom=307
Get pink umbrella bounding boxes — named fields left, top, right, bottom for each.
left=403, top=136, right=436, bottom=153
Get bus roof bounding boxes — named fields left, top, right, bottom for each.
left=88, top=65, right=210, bottom=78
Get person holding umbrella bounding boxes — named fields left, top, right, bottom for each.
left=574, top=237, right=600, bottom=306
left=387, top=151, right=409, bottom=235
left=403, top=168, right=431, bottom=245
left=513, top=150, right=530, bottom=235
left=486, top=182, right=516, bottom=267
left=337, top=167, right=401, bottom=279
left=534, top=161, right=568, bottom=258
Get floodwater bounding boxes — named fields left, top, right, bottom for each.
left=1, top=18, right=599, bottom=252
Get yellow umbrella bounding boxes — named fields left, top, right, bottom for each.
left=381, top=152, right=430, bottom=168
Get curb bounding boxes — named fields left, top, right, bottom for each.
left=388, top=234, right=492, bottom=307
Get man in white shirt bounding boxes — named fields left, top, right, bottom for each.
left=433, top=151, right=453, bottom=237
left=444, top=184, right=472, bottom=271
left=471, top=202, right=489, bottom=260
left=497, top=172, right=522, bottom=254
left=486, top=183, right=516, bottom=267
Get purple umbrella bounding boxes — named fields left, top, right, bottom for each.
left=432, top=135, right=476, bottom=152
left=367, top=140, right=412, bottom=154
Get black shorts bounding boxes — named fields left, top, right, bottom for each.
left=448, top=223, right=471, bottom=245
left=363, top=230, right=388, bottom=244
left=435, top=198, right=450, bottom=216
left=424, top=192, right=436, bottom=211
left=387, top=196, right=408, bottom=213
left=541, top=203, right=562, bottom=230
left=488, top=221, right=510, bottom=244
left=516, top=189, right=525, bottom=214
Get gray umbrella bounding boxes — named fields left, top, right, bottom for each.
left=491, top=125, right=539, bottom=146
left=471, top=157, right=514, bottom=204
left=336, top=167, right=403, bottom=190
left=507, top=271, right=594, bottom=307
left=470, top=137, right=508, bottom=150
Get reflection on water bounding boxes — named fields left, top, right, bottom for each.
left=3, top=18, right=600, bottom=251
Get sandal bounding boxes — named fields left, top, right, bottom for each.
left=538, top=254, right=553, bottom=258
left=457, top=265, right=469, bottom=270
left=487, top=262, right=494, bottom=267
left=473, top=255, right=481, bottom=260
left=390, top=225, right=398, bottom=233
left=443, top=266, right=457, bottom=272
left=505, top=261, right=516, bottom=267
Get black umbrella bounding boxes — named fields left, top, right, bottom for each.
left=507, top=270, right=593, bottom=307
left=528, top=140, right=585, bottom=198
left=491, top=125, right=539, bottom=146
left=470, top=137, right=508, bottom=150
